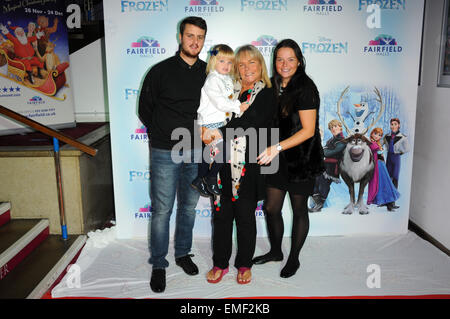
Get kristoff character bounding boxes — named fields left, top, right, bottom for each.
left=309, top=119, right=346, bottom=212
left=383, top=118, right=410, bottom=209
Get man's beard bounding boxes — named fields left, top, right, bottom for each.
left=17, top=34, right=28, bottom=45
left=180, top=46, right=200, bottom=59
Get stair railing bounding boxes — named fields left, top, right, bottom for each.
left=0, top=104, right=97, bottom=240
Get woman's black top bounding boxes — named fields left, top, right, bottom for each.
left=266, top=81, right=325, bottom=194
left=218, top=87, right=277, bottom=202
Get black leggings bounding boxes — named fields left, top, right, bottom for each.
left=263, top=187, right=310, bottom=264
left=212, top=197, right=257, bottom=269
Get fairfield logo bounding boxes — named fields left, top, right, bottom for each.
left=251, top=35, right=278, bottom=56
left=185, top=0, right=224, bottom=15
left=135, top=203, right=152, bottom=219
left=303, top=0, right=343, bottom=14
left=127, top=37, right=166, bottom=56
left=27, top=96, right=45, bottom=105
left=364, top=34, right=403, bottom=55
left=255, top=200, right=264, bottom=217
left=130, top=125, right=148, bottom=142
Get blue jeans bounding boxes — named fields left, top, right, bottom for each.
left=149, top=147, right=201, bottom=269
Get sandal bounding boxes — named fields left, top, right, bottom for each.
left=237, top=267, right=251, bottom=285
left=207, top=266, right=229, bottom=284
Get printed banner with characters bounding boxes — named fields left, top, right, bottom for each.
left=0, top=0, right=75, bottom=134
left=103, top=0, right=424, bottom=239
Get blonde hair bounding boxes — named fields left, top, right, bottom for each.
left=328, top=119, right=342, bottom=130
left=370, top=127, right=384, bottom=151
left=234, top=45, right=272, bottom=88
left=206, top=44, right=235, bottom=76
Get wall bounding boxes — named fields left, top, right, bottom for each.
left=70, top=38, right=109, bottom=122
left=410, top=0, right=450, bottom=249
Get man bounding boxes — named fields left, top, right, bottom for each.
left=383, top=118, right=410, bottom=210
left=309, top=119, right=346, bottom=212
left=138, top=16, right=207, bottom=293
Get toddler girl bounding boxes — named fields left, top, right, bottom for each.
left=192, top=44, right=250, bottom=197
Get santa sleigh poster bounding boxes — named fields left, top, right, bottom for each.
left=0, top=19, right=69, bottom=101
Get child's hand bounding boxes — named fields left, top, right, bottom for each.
left=239, top=102, right=250, bottom=113
left=201, top=127, right=221, bottom=145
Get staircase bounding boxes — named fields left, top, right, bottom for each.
left=0, top=202, right=86, bottom=299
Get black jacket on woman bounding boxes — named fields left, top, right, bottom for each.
left=275, top=78, right=325, bottom=183
left=218, top=86, right=277, bottom=201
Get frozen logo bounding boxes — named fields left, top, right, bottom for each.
left=302, top=36, right=348, bottom=54
left=240, top=0, right=287, bottom=11
left=251, top=35, right=278, bottom=56
left=129, top=168, right=150, bottom=182
left=125, top=88, right=139, bottom=100
left=196, top=208, right=212, bottom=218
left=27, top=96, right=45, bottom=105
left=135, top=203, right=152, bottom=219
left=358, top=0, right=406, bottom=10
left=185, top=0, right=224, bottom=16
left=130, top=125, right=149, bottom=142
left=0, top=86, right=20, bottom=98
left=363, top=34, right=403, bottom=56
left=303, top=0, right=343, bottom=15
left=120, top=0, right=168, bottom=12
left=127, top=37, right=166, bottom=57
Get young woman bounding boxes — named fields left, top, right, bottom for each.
left=253, top=39, right=324, bottom=278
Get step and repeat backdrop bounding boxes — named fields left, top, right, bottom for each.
left=103, top=0, right=424, bottom=239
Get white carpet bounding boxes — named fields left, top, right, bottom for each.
left=51, top=227, right=450, bottom=299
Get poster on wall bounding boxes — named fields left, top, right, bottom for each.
left=0, top=0, right=75, bottom=134
left=104, top=0, right=424, bottom=239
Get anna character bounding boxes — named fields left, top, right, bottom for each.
left=367, top=127, right=400, bottom=211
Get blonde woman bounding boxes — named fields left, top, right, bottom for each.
left=203, top=45, right=276, bottom=285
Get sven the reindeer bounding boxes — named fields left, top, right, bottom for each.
left=336, top=86, right=385, bottom=214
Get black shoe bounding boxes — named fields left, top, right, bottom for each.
left=252, top=252, right=283, bottom=265
left=150, top=268, right=166, bottom=293
left=387, top=203, right=397, bottom=211
left=310, top=194, right=321, bottom=206
left=175, top=254, right=199, bottom=275
left=280, top=260, right=300, bottom=278
left=191, top=177, right=211, bottom=197
left=203, top=178, right=222, bottom=195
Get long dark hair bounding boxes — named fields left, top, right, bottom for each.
left=272, top=39, right=319, bottom=117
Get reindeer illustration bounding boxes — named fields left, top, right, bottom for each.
left=336, top=86, right=385, bottom=215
